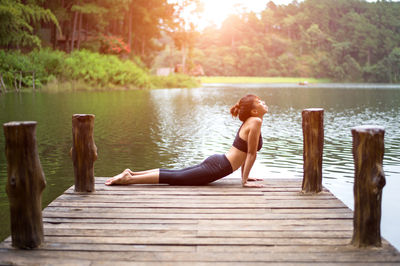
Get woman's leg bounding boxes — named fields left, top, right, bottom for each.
left=105, top=169, right=160, bottom=185
left=128, top=168, right=159, bottom=175
left=158, top=154, right=233, bottom=185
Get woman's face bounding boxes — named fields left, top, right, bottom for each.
left=253, top=98, right=268, bottom=116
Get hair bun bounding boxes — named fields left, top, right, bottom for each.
left=230, top=103, right=240, bottom=117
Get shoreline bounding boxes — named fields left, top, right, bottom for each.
left=201, top=82, right=400, bottom=89
left=2, top=80, right=400, bottom=94
left=199, top=76, right=331, bottom=84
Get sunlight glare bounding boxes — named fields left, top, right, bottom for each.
left=198, top=0, right=266, bottom=29
left=169, top=0, right=301, bottom=30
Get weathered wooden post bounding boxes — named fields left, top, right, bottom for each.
left=71, top=114, right=97, bottom=192
left=3, top=121, right=46, bottom=249
left=351, top=125, right=386, bottom=247
left=302, top=108, right=324, bottom=193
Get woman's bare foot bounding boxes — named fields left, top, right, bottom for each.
left=243, top=182, right=264, bottom=188
left=247, top=177, right=264, bottom=182
left=105, top=169, right=133, bottom=186
left=123, top=168, right=135, bottom=175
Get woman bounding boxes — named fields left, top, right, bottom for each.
left=105, top=94, right=268, bottom=188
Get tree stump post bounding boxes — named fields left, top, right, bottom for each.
left=71, top=114, right=97, bottom=192
left=351, top=125, right=386, bottom=247
left=302, top=108, right=324, bottom=193
left=3, top=121, right=46, bottom=249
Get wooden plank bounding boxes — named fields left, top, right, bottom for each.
left=47, top=200, right=347, bottom=208
left=1, top=249, right=399, bottom=263
left=2, top=236, right=352, bottom=246
left=40, top=218, right=353, bottom=227
left=94, top=177, right=304, bottom=184
left=41, top=222, right=353, bottom=231
left=1, top=241, right=397, bottom=254
left=66, top=190, right=323, bottom=196
left=58, top=194, right=337, bottom=201
left=42, top=210, right=353, bottom=219
left=40, top=228, right=353, bottom=239
left=43, top=206, right=352, bottom=214
left=43, top=206, right=272, bottom=214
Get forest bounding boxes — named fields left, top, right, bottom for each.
left=0, top=0, right=198, bottom=89
left=1, top=0, right=400, bottom=90
left=173, top=0, right=400, bottom=82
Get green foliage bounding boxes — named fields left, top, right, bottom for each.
left=61, top=50, right=151, bottom=88
left=178, top=0, right=400, bottom=83
left=0, top=50, right=38, bottom=88
left=42, top=0, right=177, bottom=66
left=365, top=47, right=400, bottom=83
left=151, top=73, right=200, bottom=89
left=29, top=48, right=65, bottom=77
left=0, top=0, right=60, bottom=48
left=0, top=49, right=198, bottom=90
left=4, top=0, right=400, bottom=83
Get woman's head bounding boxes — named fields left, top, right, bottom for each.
left=230, top=94, right=267, bottom=122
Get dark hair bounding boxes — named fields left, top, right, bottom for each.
left=230, top=94, right=259, bottom=122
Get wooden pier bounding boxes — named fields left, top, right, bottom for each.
left=1, top=177, right=399, bottom=265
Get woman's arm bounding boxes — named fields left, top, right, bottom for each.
left=241, top=118, right=263, bottom=187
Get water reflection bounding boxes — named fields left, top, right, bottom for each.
left=0, top=86, right=399, bottom=250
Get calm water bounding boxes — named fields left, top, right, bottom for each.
left=0, top=85, right=399, bottom=250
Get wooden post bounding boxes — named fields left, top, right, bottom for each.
left=301, top=108, right=324, bottom=193
left=3, top=121, right=46, bottom=249
left=351, top=125, right=386, bottom=247
left=71, top=114, right=97, bottom=192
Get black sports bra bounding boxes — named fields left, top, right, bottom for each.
left=232, top=124, right=263, bottom=153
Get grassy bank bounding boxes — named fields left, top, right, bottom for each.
left=200, top=76, right=331, bottom=84
left=0, top=49, right=199, bottom=91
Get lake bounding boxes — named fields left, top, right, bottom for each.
left=0, top=84, right=399, bottom=250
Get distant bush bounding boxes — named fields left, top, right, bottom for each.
left=62, top=49, right=152, bottom=88
left=151, top=74, right=200, bottom=89
left=28, top=48, right=65, bottom=84
left=0, top=49, right=61, bottom=88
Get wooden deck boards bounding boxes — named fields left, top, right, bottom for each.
left=1, top=178, right=399, bottom=265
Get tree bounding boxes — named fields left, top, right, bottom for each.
left=167, top=0, right=203, bottom=71
left=0, top=0, right=60, bottom=49
left=70, top=2, right=107, bottom=51
left=42, top=0, right=177, bottom=65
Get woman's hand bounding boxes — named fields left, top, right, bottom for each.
left=242, top=182, right=264, bottom=188
left=247, top=177, right=263, bottom=182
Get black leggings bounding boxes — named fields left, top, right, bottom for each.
left=159, top=154, right=233, bottom=185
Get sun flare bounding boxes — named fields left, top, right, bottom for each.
left=199, top=0, right=242, bottom=28
left=197, top=0, right=287, bottom=29
left=171, top=0, right=296, bottom=30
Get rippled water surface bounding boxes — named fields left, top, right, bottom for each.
left=0, top=85, right=399, bottom=250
